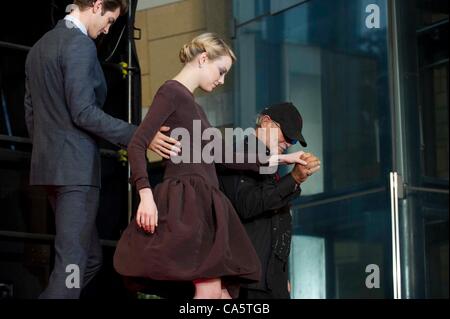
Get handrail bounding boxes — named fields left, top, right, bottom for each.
left=0, top=41, right=31, bottom=52
left=0, top=230, right=117, bottom=247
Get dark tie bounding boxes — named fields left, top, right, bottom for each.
left=274, top=172, right=280, bottom=182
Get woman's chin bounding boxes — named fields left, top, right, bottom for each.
left=200, top=86, right=214, bottom=93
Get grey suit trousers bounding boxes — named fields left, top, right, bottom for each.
left=39, top=186, right=102, bottom=299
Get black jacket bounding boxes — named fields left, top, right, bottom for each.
left=25, top=20, right=136, bottom=187
left=218, top=137, right=301, bottom=294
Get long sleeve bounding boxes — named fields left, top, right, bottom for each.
left=62, top=35, right=135, bottom=147
left=220, top=171, right=301, bottom=221
left=216, top=148, right=261, bottom=172
left=215, top=135, right=269, bottom=172
left=24, top=70, right=33, bottom=140
left=128, top=86, right=177, bottom=190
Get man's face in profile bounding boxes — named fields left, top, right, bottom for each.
left=258, top=116, right=293, bottom=155
left=88, top=5, right=120, bottom=39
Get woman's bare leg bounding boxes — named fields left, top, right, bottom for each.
left=193, top=278, right=222, bottom=299
left=220, top=288, right=232, bottom=299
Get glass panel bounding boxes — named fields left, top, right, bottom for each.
left=234, top=0, right=392, bottom=196
left=270, top=0, right=308, bottom=14
left=233, top=0, right=270, bottom=25
left=234, top=0, right=393, bottom=299
left=417, top=20, right=449, bottom=181
left=416, top=0, right=449, bottom=28
left=392, top=0, right=449, bottom=298
left=290, top=191, right=393, bottom=299
left=399, top=190, right=449, bottom=298
left=419, top=63, right=449, bottom=180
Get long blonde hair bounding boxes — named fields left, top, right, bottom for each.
left=179, top=33, right=236, bottom=64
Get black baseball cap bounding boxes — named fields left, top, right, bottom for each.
left=261, top=102, right=307, bottom=147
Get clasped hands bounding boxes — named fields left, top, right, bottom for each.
left=290, top=152, right=321, bottom=184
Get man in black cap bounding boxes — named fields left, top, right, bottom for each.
left=218, top=102, right=321, bottom=299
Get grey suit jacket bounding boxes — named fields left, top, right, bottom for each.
left=24, top=20, right=136, bottom=187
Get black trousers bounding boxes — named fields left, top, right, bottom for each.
left=239, top=256, right=291, bottom=299
left=39, top=186, right=102, bottom=299
left=239, top=286, right=291, bottom=299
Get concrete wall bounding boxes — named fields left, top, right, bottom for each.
left=134, top=0, right=233, bottom=162
left=135, top=0, right=232, bottom=110
left=137, top=0, right=183, bottom=11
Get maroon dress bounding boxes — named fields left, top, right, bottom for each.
left=113, top=80, right=261, bottom=297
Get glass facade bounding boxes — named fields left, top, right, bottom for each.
left=233, top=0, right=448, bottom=299
left=393, top=0, right=448, bottom=298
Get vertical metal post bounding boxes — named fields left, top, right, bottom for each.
left=390, top=172, right=397, bottom=298
left=390, top=172, right=402, bottom=299
left=127, top=0, right=133, bottom=223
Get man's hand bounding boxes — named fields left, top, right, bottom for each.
left=291, top=152, right=321, bottom=184
left=148, top=126, right=181, bottom=159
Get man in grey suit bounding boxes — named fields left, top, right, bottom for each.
left=24, top=0, right=134, bottom=299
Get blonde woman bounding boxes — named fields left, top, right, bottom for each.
left=113, top=33, right=305, bottom=299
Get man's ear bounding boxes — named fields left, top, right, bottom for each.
left=92, top=0, right=103, bottom=13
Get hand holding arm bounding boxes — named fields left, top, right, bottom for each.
left=148, top=126, right=181, bottom=159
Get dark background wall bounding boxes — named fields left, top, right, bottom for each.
left=0, top=0, right=143, bottom=299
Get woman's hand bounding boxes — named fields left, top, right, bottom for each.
left=269, top=151, right=308, bottom=166
left=136, top=188, right=158, bottom=234
left=148, top=126, right=181, bottom=159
